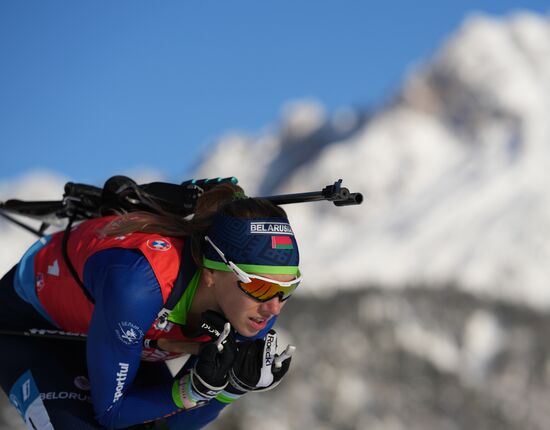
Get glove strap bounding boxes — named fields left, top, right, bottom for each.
left=215, top=374, right=283, bottom=404
left=214, top=368, right=257, bottom=404
left=228, top=368, right=256, bottom=393
left=191, top=369, right=228, bottom=398
left=172, top=374, right=203, bottom=409
left=215, top=388, right=244, bottom=404
left=172, top=371, right=227, bottom=410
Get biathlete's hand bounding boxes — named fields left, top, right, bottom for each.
left=173, top=315, right=237, bottom=410
left=149, top=310, right=232, bottom=355
left=198, top=310, right=234, bottom=347
left=216, top=329, right=295, bottom=404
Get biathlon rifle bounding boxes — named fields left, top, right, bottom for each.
left=0, top=175, right=363, bottom=238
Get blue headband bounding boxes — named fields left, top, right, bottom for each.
left=203, top=214, right=300, bottom=275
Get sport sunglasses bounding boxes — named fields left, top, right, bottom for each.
left=204, top=236, right=302, bottom=302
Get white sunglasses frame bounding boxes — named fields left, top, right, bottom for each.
left=204, top=235, right=302, bottom=287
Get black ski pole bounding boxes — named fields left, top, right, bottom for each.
left=0, top=210, right=44, bottom=237
left=0, top=328, right=87, bottom=341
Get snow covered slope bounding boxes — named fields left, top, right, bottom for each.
left=194, top=12, right=550, bottom=309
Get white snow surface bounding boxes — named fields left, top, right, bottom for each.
left=3, top=12, right=550, bottom=309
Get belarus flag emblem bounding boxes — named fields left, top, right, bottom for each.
left=271, top=235, right=293, bottom=250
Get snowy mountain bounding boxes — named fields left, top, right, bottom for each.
left=194, top=11, right=550, bottom=310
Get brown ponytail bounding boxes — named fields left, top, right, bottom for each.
left=100, top=183, right=288, bottom=266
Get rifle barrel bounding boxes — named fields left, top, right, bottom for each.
left=263, top=191, right=328, bottom=205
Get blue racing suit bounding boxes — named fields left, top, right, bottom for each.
left=0, top=245, right=276, bottom=429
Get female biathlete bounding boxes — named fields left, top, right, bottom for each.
left=0, top=183, right=300, bottom=429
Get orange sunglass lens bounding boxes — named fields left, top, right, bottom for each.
left=237, top=278, right=298, bottom=301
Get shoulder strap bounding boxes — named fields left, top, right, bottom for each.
left=61, top=218, right=195, bottom=314
left=62, top=217, right=95, bottom=304
left=154, top=237, right=197, bottom=330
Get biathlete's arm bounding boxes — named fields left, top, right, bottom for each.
left=83, top=248, right=227, bottom=429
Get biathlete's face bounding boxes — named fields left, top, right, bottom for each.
left=209, top=270, right=291, bottom=337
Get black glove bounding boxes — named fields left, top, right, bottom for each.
left=172, top=312, right=237, bottom=409
left=198, top=310, right=233, bottom=344
left=216, top=329, right=295, bottom=404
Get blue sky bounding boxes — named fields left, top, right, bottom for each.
left=1, top=1, right=548, bottom=185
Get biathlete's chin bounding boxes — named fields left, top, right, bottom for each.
left=232, top=317, right=265, bottom=337
left=233, top=324, right=257, bottom=338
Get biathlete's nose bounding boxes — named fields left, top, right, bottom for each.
left=260, top=296, right=284, bottom=316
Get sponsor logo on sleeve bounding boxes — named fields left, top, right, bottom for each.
left=115, top=321, right=144, bottom=345
left=113, top=363, right=129, bottom=403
